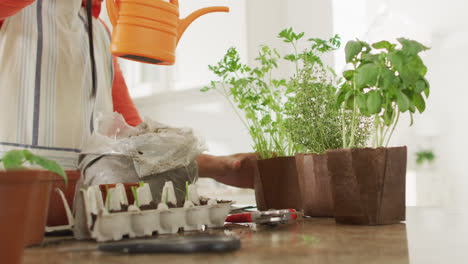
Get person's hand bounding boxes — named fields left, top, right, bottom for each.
left=196, top=153, right=258, bottom=189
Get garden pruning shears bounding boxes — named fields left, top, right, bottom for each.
left=225, top=209, right=299, bottom=225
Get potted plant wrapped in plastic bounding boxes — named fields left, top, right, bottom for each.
left=0, top=150, right=67, bottom=264
left=328, top=38, right=430, bottom=225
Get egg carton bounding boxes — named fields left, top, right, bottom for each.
left=80, top=182, right=233, bottom=242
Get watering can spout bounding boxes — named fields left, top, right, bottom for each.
left=177, top=6, right=230, bottom=44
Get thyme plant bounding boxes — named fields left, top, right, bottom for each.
left=338, top=38, right=430, bottom=148
left=283, top=33, right=371, bottom=154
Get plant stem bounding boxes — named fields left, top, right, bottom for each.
left=385, top=109, right=400, bottom=147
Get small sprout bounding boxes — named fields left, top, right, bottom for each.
left=105, top=184, right=111, bottom=213
left=139, top=181, right=145, bottom=188
left=131, top=186, right=139, bottom=207
left=185, top=181, right=189, bottom=201
left=165, top=190, right=169, bottom=205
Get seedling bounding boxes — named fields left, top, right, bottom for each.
left=105, top=184, right=111, bottom=213
left=337, top=38, right=430, bottom=148
left=0, top=149, right=68, bottom=186
left=131, top=186, right=139, bottom=207
left=185, top=181, right=189, bottom=201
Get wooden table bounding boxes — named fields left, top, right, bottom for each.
left=23, top=207, right=468, bottom=264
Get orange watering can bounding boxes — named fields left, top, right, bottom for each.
left=106, top=0, right=229, bottom=65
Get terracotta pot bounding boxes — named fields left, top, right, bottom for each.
left=46, top=171, right=81, bottom=227
left=327, top=147, right=407, bottom=225
left=99, top=183, right=139, bottom=206
left=24, top=172, right=55, bottom=246
left=295, top=153, right=334, bottom=217
left=254, top=157, right=303, bottom=211
left=0, top=170, right=53, bottom=264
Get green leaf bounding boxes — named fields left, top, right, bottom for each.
left=387, top=51, right=405, bottom=72
left=27, top=153, right=68, bottom=186
left=200, top=86, right=211, bottom=92
left=356, top=94, right=368, bottom=110
left=372, top=40, right=396, bottom=51
left=413, top=93, right=426, bottom=113
left=397, top=38, right=429, bottom=55
left=343, top=70, right=355, bottom=81
left=423, top=78, right=430, bottom=98
left=383, top=108, right=394, bottom=126
left=380, top=68, right=396, bottom=90
left=1, top=150, right=26, bottom=169
left=395, top=90, right=410, bottom=112
left=356, top=63, right=379, bottom=88
left=367, top=90, right=382, bottom=114
left=345, top=95, right=355, bottom=110
left=415, top=79, right=426, bottom=93
left=345, top=41, right=362, bottom=63
left=361, top=53, right=380, bottom=64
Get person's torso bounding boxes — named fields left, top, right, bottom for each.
left=0, top=0, right=114, bottom=169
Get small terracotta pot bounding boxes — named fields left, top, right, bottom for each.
left=327, top=147, right=407, bottom=225
left=24, top=172, right=55, bottom=246
left=99, top=183, right=139, bottom=206
left=254, top=157, right=303, bottom=211
left=46, top=171, right=81, bottom=227
left=0, top=171, right=38, bottom=264
left=295, top=153, right=334, bottom=217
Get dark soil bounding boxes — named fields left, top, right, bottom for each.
left=199, top=197, right=209, bottom=206
left=109, top=203, right=129, bottom=213
left=139, top=201, right=158, bottom=211
left=216, top=200, right=232, bottom=204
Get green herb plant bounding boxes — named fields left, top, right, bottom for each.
left=282, top=31, right=371, bottom=154
left=416, top=150, right=435, bottom=165
left=338, top=38, right=430, bottom=148
left=0, top=149, right=67, bottom=186
left=203, top=29, right=302, bottom=159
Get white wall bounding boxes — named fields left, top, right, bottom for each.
left=333, top=0, right=468, bottom=209
left=175, top=0, right=248, bottom=90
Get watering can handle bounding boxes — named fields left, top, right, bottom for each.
left=106, top=0, right=119, bottom=27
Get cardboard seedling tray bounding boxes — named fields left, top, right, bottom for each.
left=80, top=185, right=233, bottom=242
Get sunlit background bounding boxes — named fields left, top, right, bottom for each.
left=100, top=0, right=467, bottom=209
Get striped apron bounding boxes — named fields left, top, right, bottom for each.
left=0, top=0, right=114, bottom=169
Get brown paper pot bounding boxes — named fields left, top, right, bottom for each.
left=24, top=172, right=55, bottom=246
left=254, top=157, right=303, bottom=211
left=327, top=147, right=407, bottom=225
left=295, top=153, right=334, bottom=217
left=46, top=171, right=81, bottom=227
